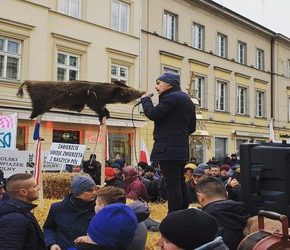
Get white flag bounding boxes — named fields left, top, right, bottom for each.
left=0, top=113, right=18, bottom=149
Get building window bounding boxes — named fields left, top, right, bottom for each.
left=215, top=137, right=227, bottom=162
left=195, top=76, right=205, bottom=108
left=53, top=129, right=80, bottom=144
left=111, top=64, right=129, bottom=84
left=236, top=138, right=248, bottom=154
left=163, top=11, right=177, bottom=41
left=112, top=0, right=130, bottom=33
left=256, top=48, right=264, bottom=70
left=216, top=33, right=227, bottom=58
left=192, top=23, right=204, bottom=50
left=16, top=126, right=26, bottom=150
left=237, top=86, right=247, bottom=115
left=162, top=65, right=180, bottom=74
left=238, top=41, right=247, bottom=64
left=59, top=0, right=82, bottom=18
left=0, top=37, right=21, bottom=81
left=256, top=90, right=265, bottom=118
left=108, top=133, right=131, bottom=164
left=57, top=52, right=80, bottom=81
left=216, top=80, right=227, bottom=111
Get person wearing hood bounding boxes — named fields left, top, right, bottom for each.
left=0, top=173, right=46, bottom=250
left=195, top=177, right=249, bottom=250
left=75, top=186, right=149, bottom=250
left=122, top=165, right=150, bottom=202
left=141, top=73, right=196, bottom=213
left=43, top=175, right=98, bottom=250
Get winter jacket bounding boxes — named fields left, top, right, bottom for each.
left=72, top=242, right=126, bottom=250
left=0, top=196, right=45, bottom=250
left=43, top=193, right=95, bottom=250
left=202, top=200, right=249, bottom=250
left=142, top=88, right=196, bottom=161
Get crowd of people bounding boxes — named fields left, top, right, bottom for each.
left=0, top=151, right=252, bottom=250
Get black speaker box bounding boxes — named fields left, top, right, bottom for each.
left=240, top=142, right=290, bottom=221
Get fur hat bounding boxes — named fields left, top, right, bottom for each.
left=157, top=73, right=180, bottom=87
left=159, top=208, right=218, bottom=249
left=88, top=203, right=138, bottom=247
left=71, top=175, right=96, bottom=196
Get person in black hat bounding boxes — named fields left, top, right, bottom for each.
left=141, top=72, right=196, bottom=213
left=158, top=208, right=228, bottom=249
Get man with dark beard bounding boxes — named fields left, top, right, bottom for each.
left=141, top=73, right=196, bottom=213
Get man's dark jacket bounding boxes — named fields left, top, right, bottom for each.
left=142, top=88, right=196, bottom=161
left=0, top=196, right=45, bottom=250
left=43, top=193, right=95, bottom=250
left=202, top=199, right=249, bottom=250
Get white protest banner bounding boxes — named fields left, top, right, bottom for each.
left=46, top=143, right=86, bottom=166
left=0, top=113, right=18, bottom=149
left=0, top=150, right=29, bottom=177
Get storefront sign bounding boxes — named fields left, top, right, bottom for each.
left=46, top=143, right=86, bottom=165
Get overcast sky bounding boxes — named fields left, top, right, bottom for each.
left=212, top=0, right=290, bottom=38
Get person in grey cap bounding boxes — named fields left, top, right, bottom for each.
left=141, top=72, right=196, bottom=213
left=43, top=175, right=98, bottom=250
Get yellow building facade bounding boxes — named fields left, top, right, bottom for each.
left=1, top=0, right=290, bottom=165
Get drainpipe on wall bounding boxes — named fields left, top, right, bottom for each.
left=270, top=36, right=276, bottom=119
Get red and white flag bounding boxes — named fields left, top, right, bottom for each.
left=105, top=130, right=109, bottom=161
left=269, top=118, right=275, bottom=143
left=139, top=138, right=150, bottom=164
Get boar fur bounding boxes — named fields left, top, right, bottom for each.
left=17, top=80, right=145, bottom=123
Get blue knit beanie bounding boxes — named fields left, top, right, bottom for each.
left=157, top=72, right=180, bottom=87
left=71, top=175, right=96, bottom=197
left=88, top=203, right=138, bottom=247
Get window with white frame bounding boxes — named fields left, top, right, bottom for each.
left=57, top=52, right=80, bottom=81
left=111, top=64, right=129, bottom=84
left=216, top=33, right=227, bottom=58
left=256, top=90, right=265, bottom=118
left=237, top=86, right=247, bottom=115
left=216, top=80, right=227, bottom=111
left=256, top=48, right=265, bottom=70
left=0, top=37, right=21, bottom=81
left=215, top=137, right=227, bottom=162
left=163, top=11, right=177, bottom=41
left=162, top=65, right=180, bottom=74
left=112, top=0, right=130, bottom=33
left=59, top=0, right=82, bottom=18
left=192, top=23, right=204, bottom=50
left=195, top=76, right=205, bottom=108
left=238, top=41, right=247, bottom=64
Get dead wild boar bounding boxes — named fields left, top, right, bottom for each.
left=16, top=80, right=145, bottom=123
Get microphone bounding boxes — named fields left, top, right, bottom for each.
left=134, top=93, right=154, bottom=107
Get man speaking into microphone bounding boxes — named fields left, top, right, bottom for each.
left=141, top=72, right=196, bottom=213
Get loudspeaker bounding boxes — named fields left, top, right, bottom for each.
left=240, top=142, right=290, bottom=221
